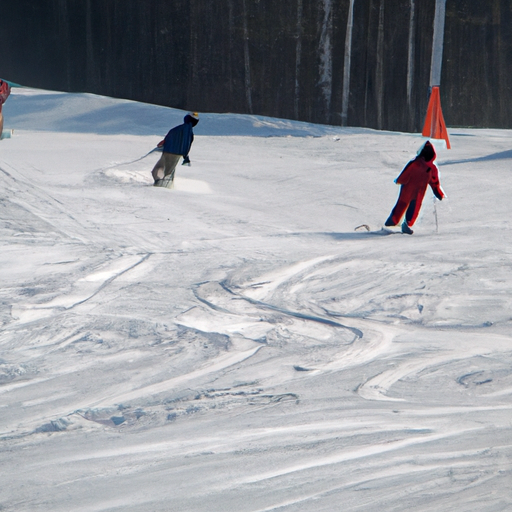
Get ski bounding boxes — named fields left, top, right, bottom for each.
left=354, top=224, right=397, bottom=235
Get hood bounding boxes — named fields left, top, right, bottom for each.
left=418, top=140, right=436, bottom=162
left=184, top=112, right=199, bottom=127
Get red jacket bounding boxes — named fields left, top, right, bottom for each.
left=395, top=156, right=444, bottom=201
left=0, top=80, right=10, bottom=109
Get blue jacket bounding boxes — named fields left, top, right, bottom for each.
left=163, top=121, right=194, bottom=156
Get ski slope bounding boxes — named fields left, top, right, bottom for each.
left=1, top=86, right=512, bottom=511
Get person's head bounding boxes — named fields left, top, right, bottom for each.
left=418, top=140, right=436, bottom=162
left=184, top=112, right=199, bottom=127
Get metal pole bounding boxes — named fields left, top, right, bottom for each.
left=430, top=0, right=447, bottom=87
left=341, top=0, right=355, bottom=126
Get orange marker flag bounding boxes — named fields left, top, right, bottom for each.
left=422, top=86, right=450, bottom=149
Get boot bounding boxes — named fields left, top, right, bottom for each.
left=384, top=215, right=395, bottom=227
left=401, top=221, right=413, bottom=235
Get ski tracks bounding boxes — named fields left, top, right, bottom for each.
left=183, top=253, right=512, bottom=408
left=10, top=253, right=152, bottom=324
left=179, top=256, right=401, bottom=396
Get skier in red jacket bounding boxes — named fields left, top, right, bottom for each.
left=0, top=79, right=11, bottom=137
left=385, top=140, right=445, bottom=234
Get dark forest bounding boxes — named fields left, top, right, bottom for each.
left=1, top=0, right=511, bottom=131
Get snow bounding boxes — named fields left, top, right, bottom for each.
left=1, top=86, right=512, bottom=511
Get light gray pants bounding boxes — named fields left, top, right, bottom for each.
left=151, top=152, right=181, bottom=183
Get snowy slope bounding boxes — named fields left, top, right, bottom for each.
left=1, top=87, right=512, bottom=511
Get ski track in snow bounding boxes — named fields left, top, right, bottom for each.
left=1, top=87, right=512, bottom=511
left=235, top=426, right=484, bottom=485
left=10, top=254, right=151, bottom=323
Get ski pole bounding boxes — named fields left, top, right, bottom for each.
left=433, top=196, right=439, bottom=233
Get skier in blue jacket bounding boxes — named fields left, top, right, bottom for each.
left=152, top=112, right=199, bottom=186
